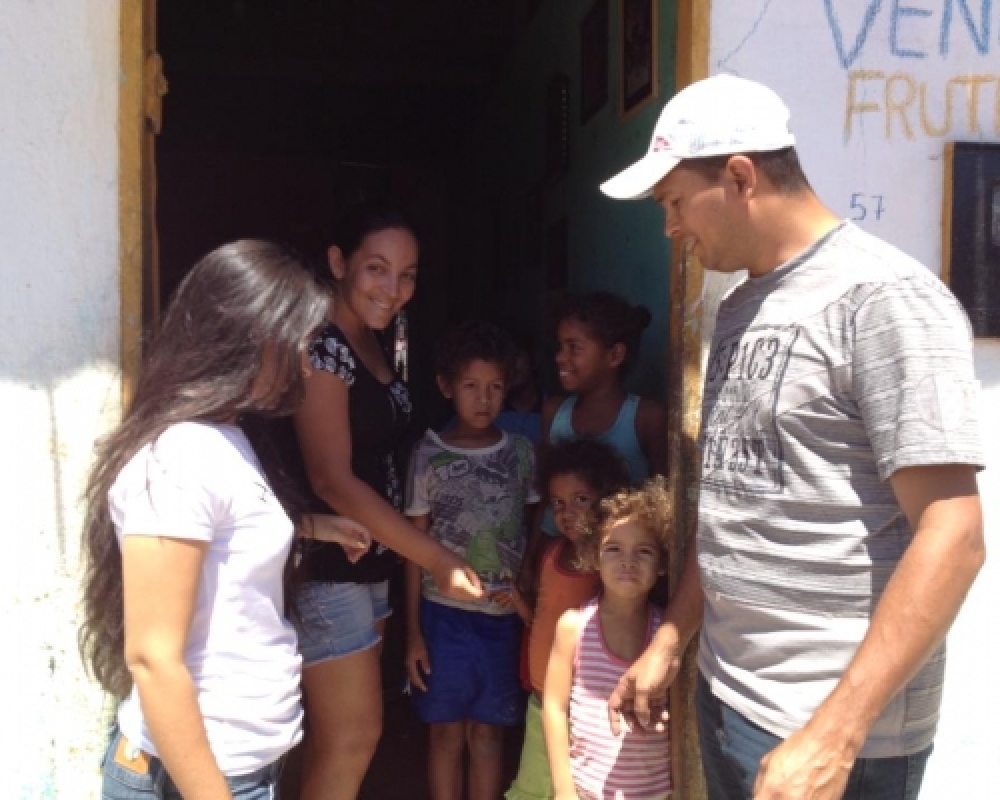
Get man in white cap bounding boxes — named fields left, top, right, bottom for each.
left=603, top=75, right=984, bottom=800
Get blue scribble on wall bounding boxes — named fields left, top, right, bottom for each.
left=824, top=0, right=886, bottom=68
left=940, top=0, right=991, bottom=55
left=823, top=0, right=993, bottom=69
left=890, top=0, right=933, bottom=59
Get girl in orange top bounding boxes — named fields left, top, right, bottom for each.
left=504, top=439, right=629, bottom=800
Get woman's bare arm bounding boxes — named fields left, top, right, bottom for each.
left=123, top=536, right=230, bottom=800
left=295, top=369, right=481, bottom=600
left=301, top=514, right=371, bottom=563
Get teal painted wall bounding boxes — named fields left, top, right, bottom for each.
left=449, top=0, right=677, bottom=397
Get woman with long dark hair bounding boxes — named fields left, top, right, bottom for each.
left=292, top=206, right=482, bottom=800
left=80, top=240, right=363, bottom=799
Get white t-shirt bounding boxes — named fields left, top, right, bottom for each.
left=697, top=223, right=982, bottom=758
left=110, top=422, right=303, bottom=776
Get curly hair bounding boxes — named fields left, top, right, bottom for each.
left=540, top=438, right=630, bottom=502
left=434, top=320, right=516, bottom=384
left=554, top=291, right=652, bottom=376
left=577, top=476, right=672, bottom=572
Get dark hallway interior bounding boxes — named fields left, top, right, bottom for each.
left=157, top=0, right=550, bottom=432
left=155, top=2, right=677, bottom=795
left=156, top=2, right=544, bottom=797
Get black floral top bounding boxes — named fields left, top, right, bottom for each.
left=299, top=322, right=412, bottom=584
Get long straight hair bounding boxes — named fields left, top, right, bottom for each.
left=79, top=240, right=329, bottom=699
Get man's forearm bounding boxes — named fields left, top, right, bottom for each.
left=658, top=538, right=704, bottom=650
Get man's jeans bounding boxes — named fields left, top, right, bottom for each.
left=101, top=725, right=284, bottom=800
left=696, top=674, right=932, bottom=800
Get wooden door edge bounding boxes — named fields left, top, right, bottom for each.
left=668, top=3, right=710, bottom=799
left=940, top=142, right=955, bottom=287
left=119, top=0, right=145, bottom=411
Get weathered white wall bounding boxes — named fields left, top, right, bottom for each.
left=0, top=1, right=121, bottom=797
left=707, top=1, right=999, bottom=795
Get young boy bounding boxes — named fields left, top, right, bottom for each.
left=405, top=320, right=539, bottom=800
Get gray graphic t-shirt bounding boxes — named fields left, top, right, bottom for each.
left=697, top=222, right=982, bottom=758
left=406, top=430, right=539, bottom=614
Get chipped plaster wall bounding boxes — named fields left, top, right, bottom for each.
left=0, top=1, right=121, bottom=796
left=705, top=2, right=999, bottom=795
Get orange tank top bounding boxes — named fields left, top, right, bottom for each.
left=528, top=539, right=600, bottom=693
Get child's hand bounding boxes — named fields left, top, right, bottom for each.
left=430, top=549, right=483, bottom=602
left=405, top=634, right=431, bottom=692
left=607, top=625, right=678, bottom=736
left=306, top=515, right=371, bottom=563
left=492, top=587, right=533, bottom=624
left=490, top=588, right=515, bottom=608
left=554, top=792, right=580, bottom=800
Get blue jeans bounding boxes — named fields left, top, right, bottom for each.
left=696, top=674, right=931, bottom=800
left=101, top=726, right=284, bottom=799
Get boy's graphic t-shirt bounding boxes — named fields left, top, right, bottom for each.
left=406, top=429, right=539, bottom=614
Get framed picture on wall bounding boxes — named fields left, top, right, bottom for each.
left=620, top=0, right=658, bottom=116
left=580, top=0, right=609, bottom=124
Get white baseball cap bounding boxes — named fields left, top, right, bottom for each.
left=600, top=75, right=796, bottom=200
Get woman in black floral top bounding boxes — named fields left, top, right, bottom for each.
left=293, top=206, right=483, bottom=800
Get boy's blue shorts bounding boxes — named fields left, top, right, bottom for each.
left=413, top=599, right=524, bottom=727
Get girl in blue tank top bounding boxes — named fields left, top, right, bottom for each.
left=537, top=291, right=667, bottom=537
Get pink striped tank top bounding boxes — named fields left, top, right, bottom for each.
left=569, top=600, right=673, bottom=800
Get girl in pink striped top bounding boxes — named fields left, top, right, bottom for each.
left=542, top=479, right=674, bottom=800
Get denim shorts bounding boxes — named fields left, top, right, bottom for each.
left=101, top=726, right=283, bottom=799
left=294, top=580, right=391, bottom=667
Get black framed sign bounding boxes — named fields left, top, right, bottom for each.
left=620, top=0, right=658, bottom=116
left=580, top=0, right=609, bottom=124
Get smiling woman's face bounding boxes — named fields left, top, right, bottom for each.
left=331, top=227, right=419, bottom=331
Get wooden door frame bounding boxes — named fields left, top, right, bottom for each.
left=119, top=0, right=161, bottom=408
left=119, top=0, right=143, bottom=407
left=117, top=1, right=713, bottom=795
left=668, top=2, right=710, bottom=799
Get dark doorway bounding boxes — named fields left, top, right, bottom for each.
left=158, top=0, right=548, bottom=429
left=156, top=2, right=544, bottom=798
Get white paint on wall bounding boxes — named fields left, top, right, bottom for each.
left=0, top=1, right=121, bottom=797
left=707, top=2, right=999, bottom=795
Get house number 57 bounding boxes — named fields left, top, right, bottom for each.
left=850, top=192, right=885, bottom=222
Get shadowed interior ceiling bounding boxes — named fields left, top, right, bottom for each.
left=159, top=0, right=540, bottom=162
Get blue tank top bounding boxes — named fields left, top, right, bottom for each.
left=542, top=394, right=649, bottom=535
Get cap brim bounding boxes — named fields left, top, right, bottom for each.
left=600, top=151, right=681, bottom=200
